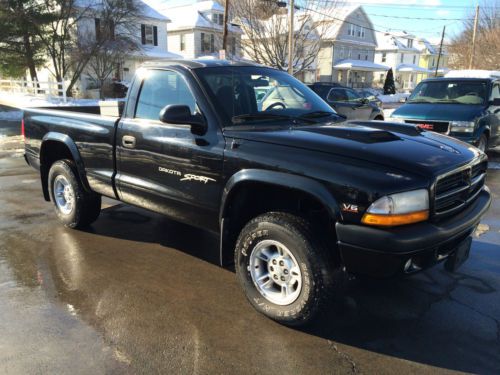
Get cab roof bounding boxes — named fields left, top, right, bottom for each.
left=141, top=59, right=264, bottom=70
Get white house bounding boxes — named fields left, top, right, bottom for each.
left=146, top=0, right=243, bottom=59
left=34, top=0, right=180, bottom=96
left=374, top=31, right=427, bottom=91
left=316, top=5, right=389, bottom=87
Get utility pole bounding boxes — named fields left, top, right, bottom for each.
left=435, top=25, right=445, bottom=77
left=222, top=0, right=230, bottom=58
left=288, top=0, right=295, bottom=75
left=469, top=5, right=479, bottom=69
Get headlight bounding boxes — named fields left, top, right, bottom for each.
left=450, top=121, right=475, bottom=133
left=362, top=189, right=429, bottom=226
left=389, top=117, right=405, bottom=123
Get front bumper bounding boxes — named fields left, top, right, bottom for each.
left=336, top=188, right=492, bottom=278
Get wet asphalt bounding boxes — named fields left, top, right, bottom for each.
left=1, top=110, right=500, bottom=374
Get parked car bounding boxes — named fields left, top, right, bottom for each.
left=307, top=82, right=345, bottom=100
left=23, top=60, right=491, bottom=326
left=390, top=75, right=500, bottom=152
left=325, top=87, right=384, bottom=120
left=356, top=88, right=383, bottom=109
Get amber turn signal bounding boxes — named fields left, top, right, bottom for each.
left=361, top=210, right=429, bottom=227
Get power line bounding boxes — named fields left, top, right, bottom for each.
left=364, top=13, right=474, bottom=21
left=304, top=5, right=446, bottom=42
left=309, top=1, right=498, bottom=10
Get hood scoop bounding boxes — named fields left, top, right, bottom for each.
left=305, top=126, right=401, bottom=144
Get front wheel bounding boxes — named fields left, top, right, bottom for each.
left=48, top=159, right=101, bottom=228
left=477, top=134, right=488, bottom=153
left=235, top=212, right=335, bottom=326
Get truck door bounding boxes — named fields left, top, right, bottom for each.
left=115, top=68, right=225, bottom=232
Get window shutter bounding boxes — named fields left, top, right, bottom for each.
left=210, top=34, right=214, bottom=52
left=141, top=24, right=146, bottom=45
left=201, top=32, right=205, bottom=52
left=153, top=26, right=158, bottom=46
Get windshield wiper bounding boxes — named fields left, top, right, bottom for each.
left=232, top=113, right=316, bottom=124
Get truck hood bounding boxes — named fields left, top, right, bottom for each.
left=224, top=122, right=481, bottom=177
left=391, top=103, right=484, bottom=122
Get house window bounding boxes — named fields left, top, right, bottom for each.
left=413, top=55, right=416, bottom=64
left=212, top=13, right=223, bottom=25
left=339, top=46, right=344, bottom=58
left=360, top=27, right=365, bottom=38
left=141, top=24, right=157, bottom=46
left=348, top=24, right=355, bottom=36
left=95, top=18, right=115, bottom=41
left=348, top=48, right=352, bottom=58
left=358, top=51, right=361, bottom=59
left=407, top=39, right=413, bottom=48
left=431, top=57, right=435, bottom=67
left=180, top=34, right=186, bottom=51
left=400, top=53, right=404, bottom=63
left=201, top=32, right=215, bottom=53
left=381, top=52, right=386, bottom=62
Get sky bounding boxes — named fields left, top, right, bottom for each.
left=154, top=0, right=492, bottom=44
left=356, top=0, right=485, bottom=44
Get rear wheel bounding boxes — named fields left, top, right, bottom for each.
left=235, top=212, right=335, bottom=326
left=48, top=159, right=101, bottom=228
left=374, top=115, right=384, bottom=121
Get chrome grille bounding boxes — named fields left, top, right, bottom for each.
left=434, top=160, right=487, bottom=217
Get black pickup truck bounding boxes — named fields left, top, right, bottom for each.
left=24, top=60, right=491, bottom=326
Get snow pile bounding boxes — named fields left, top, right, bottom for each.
left=0, top=91, right=102, bottom=109
left=378, top=93, right=410, bottom=103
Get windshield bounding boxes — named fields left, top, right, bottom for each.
left=194, top=66, right=338, bottom=126
left=408, top=80, right=488, bottom=105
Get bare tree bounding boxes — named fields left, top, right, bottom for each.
left=448, top=1, right=500, bottom=70
left=87, top=39, right=138, bottom=99
left=33, top=0, right=140, bottom=97
left=232, top=0, right=342, bottom=76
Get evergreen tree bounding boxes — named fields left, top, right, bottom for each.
left=0, top=0, right=46, bottom=80
left=383, top=68, right=396, bottom=95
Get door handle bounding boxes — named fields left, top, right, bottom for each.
left=122, top=135, right=136, bottom=148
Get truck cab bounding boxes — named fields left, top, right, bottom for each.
left=390, top=72, right=500, bottom=152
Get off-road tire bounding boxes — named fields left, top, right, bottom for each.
left=48, top=159, right=101, bottom=228
left=235, top=212, right=335, bottom=326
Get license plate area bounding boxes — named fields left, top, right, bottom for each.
left=444, top=236, right=472, bottom=272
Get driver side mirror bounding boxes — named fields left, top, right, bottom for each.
left=159, top=105, right=207, bottom=136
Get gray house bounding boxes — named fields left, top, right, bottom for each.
left=316, top=5, right=388, bottom=87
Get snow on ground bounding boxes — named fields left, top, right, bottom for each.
left=383, top=108, right=396, bottom=118
left=0, top=91, right=101, bottom=109
left=378, top=93, right=410, bottom=104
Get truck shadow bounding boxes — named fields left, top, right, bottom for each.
left=80, top=202, right=500, bottom=374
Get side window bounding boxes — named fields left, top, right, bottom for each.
left=345, top=89, right=361, bottom=102
left=490, top=83, right=500, bottom=100
left=135, top=70, right=196, bottom=120
left=327, top=88, right=348, bottom=102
